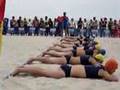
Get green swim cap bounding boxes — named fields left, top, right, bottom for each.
left=95, top=54, right=105, bottom=63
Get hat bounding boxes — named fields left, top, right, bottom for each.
left=105, top=58, right=118, bottom=73
left=95, top=54, right=105, bottom=63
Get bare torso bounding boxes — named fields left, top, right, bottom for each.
left=71, top=65, right=86, bottom=78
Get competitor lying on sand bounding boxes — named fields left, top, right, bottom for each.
left=11, top=59, right=118, bottom=82
left=26, top=54, right=104, bottom=65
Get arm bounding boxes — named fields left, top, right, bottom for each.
left=101, top=71, right=119, bottom=82
left=89, top=57, right=98, bottom=65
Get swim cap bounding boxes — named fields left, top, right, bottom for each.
left=105, top=58, right=118, bottom=73
left=94, top=40, right=100, bottom=44
left=95, top=44, right=101, bottom=50
left=95, top=54, right=105, bottom=63
left=85, top=48, right=94, bottom=56
left=99, top=49, right=106, bottom=55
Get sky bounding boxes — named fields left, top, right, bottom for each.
left=5, top=0, right=120, bottom=19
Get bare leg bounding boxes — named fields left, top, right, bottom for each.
left=40, top=56, right=67, bottom=64
left=48, top=46, right=73, bottom=52
left=54, top=43, right=74, bottom=48
left=43, top=50, right=72, bottom=57
left=26, top=56, right=67, bottom=65
left=11, top=65, right=65, bottom=78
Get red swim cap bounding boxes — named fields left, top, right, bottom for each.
left=105, top=58, right=118, bottom=73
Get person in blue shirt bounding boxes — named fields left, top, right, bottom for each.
left=3, top=18, right=9, bottom=35
left=62, top=12, right=69, bottom=36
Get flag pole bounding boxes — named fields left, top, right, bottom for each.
left=0, top=21, right=3, bottom=55
left=0, top=0, right=6, bottom=55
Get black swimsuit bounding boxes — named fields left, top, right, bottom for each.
left=73, top=46, right=77, bottom=50
left=65, top=55, right=71, bottom=64
left=60, top=64, right=72, bottom=77
left=85, top=65, right=104, bottom=79
left=80, top=55, right=91, bottom=65
left=65, top=55, right=92, bottom=65
left=85, top=49, right=94, bottom=56
left=72, top=49, right=77, bottom=56
left=60, top=64, right=104, bottom=78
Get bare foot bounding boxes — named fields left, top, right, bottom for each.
left=10, top=68, right=19, bottom=77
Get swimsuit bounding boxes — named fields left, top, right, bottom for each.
left=85, top=49, right=94, bottom=56
left=72, top=49, right=77, bottom=56
left=80, top=55, right=91, bottom=65
left=65, top=55, right=71, bottom=64
left=60, top=64, right=104, bottom=78
left=60, top=64, right=72, bottom=77
left=84, top=65, right=104, bottom=79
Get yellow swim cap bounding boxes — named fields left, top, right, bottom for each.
left=95, top=54, right=105, bottom=63
left=95, top=44, right=101, bottom=50
left=94, top=40, right=100, bottom=44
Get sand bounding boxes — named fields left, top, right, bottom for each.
left=0, top=36, right=120, bottom=90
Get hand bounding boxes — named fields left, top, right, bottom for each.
left=111, top=75, right=119, bottom=82
left=26, top=57, right=35, bottom=64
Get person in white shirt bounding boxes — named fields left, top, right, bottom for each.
left=69, top=18, right=76, bottom=36
left=28, top=19, right=33, bottom=36
left=83, top=18, right=89, bottom=37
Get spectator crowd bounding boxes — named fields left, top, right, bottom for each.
left=3, top=12, right=120, bottom=37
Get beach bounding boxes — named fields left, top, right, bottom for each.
left=0, top=36, right=120, bottom=90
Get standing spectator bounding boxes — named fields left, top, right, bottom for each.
left=117, top=20, right=120, bottom=37
left=118, top=20, right=120, bottom=30
left=83, top=18, right=89, bottom=37
left=23, top=18, right=28, bottom=35
left=69, top=18, right=76, bottom=36
left=17, top=16, right=23, bottom=27
left=10, top=16, right=17, bottom=35
left=39, top=18, right=45, bottom=36
left=44, top=16, right=50, bottom=36
left=118, top=20, right=120, bottom=37
left=39, top=18, right=44, bottom=28
left=103, top=17, right=107, bottom=37
left=28, top=19, right=33, bottom=36
left=11, top=16, right=18, bottom=35
left=17, top=16, right=24, bottom=35
left=112, top=20, right=118, bottom=37
left=92, top=17, right=98, bottom=37
left=55, top=16, right=63, bottom=36
left=88, top=19, right=93, bottom=37
left=48, top=18, right=53, bottom=36
left=62, top=12, right=69, bottom=36
left=10, top=16, right=16, bottom=28
left=53, top=18, right=58, bottom=36
left=99, top=18, right=102, bottom=37
left=99, top=18, right=107, bottom=37
left=77, top=17, right=83, bottom=36
left=108, top=18, right=113, bottom=37
left=32, top=16, right=39, bottom=36
left=3, top=18, right=9, bottom=35
left=53, top=18, right=57, bottom=28
left=14, top=19, right=19, bottom=35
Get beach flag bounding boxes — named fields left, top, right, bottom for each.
left=0, top=0, right=6, bottom=55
